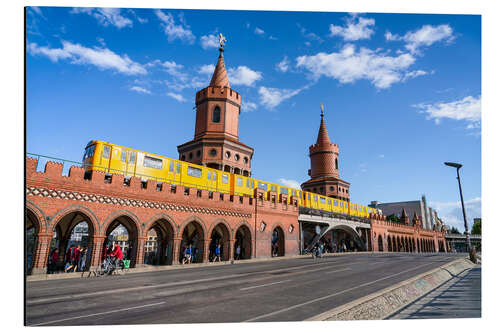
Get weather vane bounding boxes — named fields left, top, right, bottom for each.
left=219, top=33, right=227, bottom=49
left=320, top=104, right=324, bottom=117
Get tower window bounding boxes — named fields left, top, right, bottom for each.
left=212, top=106, right=221, bottom=123
left=335, top=158, right=338, bottom=169
left=234, top=154, right=240, bottom=161
left=330, top=186, right=334, bottom=191
left=225, top=151, right=231, bottom=159
left=210, top=149, right=217, bottom=156
left=243, top=157, right=248, bottom=164
left=196, top=150, right=201, bottom=157
left=188, top=152, right=193, bottom=160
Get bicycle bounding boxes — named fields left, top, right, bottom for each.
left=88, top=256, right=129, bottom=277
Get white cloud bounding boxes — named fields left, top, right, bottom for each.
left=276, top=56, right=290, bottom=72
left=198, top=64, right=215, bottom=75
left=329, top=14, right=375, bottom=41
left=258, top=86, right=303, bottom=109
left=430, top=197, right=481, bottom=232
left=71, top=7, right=133, bottom=29
left=296, top=44, right=417, bottom=89
left=155, top=10, right=195, bottom=44
left=298, top=24, right=323, bottom=43
left=27, top=41, right=147, bottom=75
left=278, top=178, right=301, bottom=189
left=228, top=66, right=262, bottom=86
left=269, top=36, right=278, bottom=40
left=403, top=69, right=429, bottom=81
left=242, top=101, right=258, bottom=113
left=378, top=154, right=385, bottom=158
left=167, top=92, right=186, bottom=102
left=130, top=86, right=151, bottom=94
left=385, top=24, right=454, bottom=54
left=413, top=95, right=481, bottom=128
left=254, top=27, right=265, bottom=35
left=200, top=34, right=219, bottom=50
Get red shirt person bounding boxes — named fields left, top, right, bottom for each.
left=110, top=242, right=124, bottom=260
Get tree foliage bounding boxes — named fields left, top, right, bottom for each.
left=386, top=214, right=401, bottom=223
left=450, top=226, right=461, bottom=234
left=471, top=219, right=481, bottom=235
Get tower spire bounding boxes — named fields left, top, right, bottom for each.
left=209, top=33, right=230, bottom=88
left=316, top=104, right=331, bottom=145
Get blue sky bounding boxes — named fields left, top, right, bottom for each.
left=26, top=6, right=481, bottom=232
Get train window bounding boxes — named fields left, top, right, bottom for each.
left=129, top=151, right=136, bottom=163
left=328, top=199, right=331, bottom=205
left=187, top=166, right=202, bottom=178
left=258, top=182, right=268, bottom=191
left=169, top=161, right=174, bottom=172
left=222, top=174, right=229, bottom=184
left=207, top=170, right=211, bottom=180
left=237, top=177, right=243, bottom=186
left=308, top=194, right=310, bottom=200
left=212, top=106, right=221, bottom=123
left=334, top=201, right=338, bottom=206
left=102, top=145, right=110, bottom=159
left=213, top=172, right=217, bottom=181
left=320, top=197, right=326, bottom=204
left=313, top=195, right=317, bottom=202
left=121, top=151, right=127, bottom=162
left=251, top=180, right=254, bottom=188
left=247, top=179, right=250, bottom=188
left=144, top=156, right=163, bottom=169
left=176, top=163, right=181, bottom=174
left=280, top=187, right=288, bottom=195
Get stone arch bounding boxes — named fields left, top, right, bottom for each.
left=387, top=235, right=392, bottom=252
left=178, top=217, right=207, bottom=264
left=49, top=205, right=100, bottom=273
left=378, top=235, right=383, bottom=252
left=271, top=223, right=286, bottom=257
left=234, top=221, right=253, bottom=260
left=26, top=200, right=47, bottom=233
left=145, top=215, right=177, bottom=266
left=208, top=219, right=232, bottom=262
left=103, top=211, right=141, bottom=268
left=26, top=206, right=42, bottom=275
left=331, top=224, right=364, bottom=252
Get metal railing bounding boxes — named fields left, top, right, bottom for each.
left=27, top=153, right=250, bottom=198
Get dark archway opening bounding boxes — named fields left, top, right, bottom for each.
left=210, top=223, right=231, bottom=261
left=235, top=225, right=252, bottom=260
left=26, top=210, right=40, bottom=275
left=105, top=216, right=139, bottom=268
left=387, top=236, right=392, bottom=252
left=49, top=212, right=95, bottom=274
left=271, top=227, right=285, bottom=257
left=179, top=221, right=205, bottom=263
left=378, top=235, right=383, bottom=252
left=145, top=219, right=175, bottom=265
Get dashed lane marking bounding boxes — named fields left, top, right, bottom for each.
left=30, top=301, right=166, bottom=326
left=244, top=262, right=437, bottom=322
left=240, top=280, right=292, bottom=291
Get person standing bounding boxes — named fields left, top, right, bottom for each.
left=235, top=244, right=241, bottom=260
left=72, top=245, right=81, bottom=272
left=213, top=244, right=221, bottom=262
left=78, top=246, right=87, bottom=272
left=48, top=248, right=59, bottom=274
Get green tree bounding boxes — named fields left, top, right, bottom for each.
left=450, top=226, right=461, bottom=234
left=471, top=219, right=481, bottom=235
left=386, top=214, right=401, bottom=223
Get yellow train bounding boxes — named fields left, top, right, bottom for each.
left=83, top=140, right=375, bottom=218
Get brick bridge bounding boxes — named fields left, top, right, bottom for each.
left=25, top=157, right=446, bottom=275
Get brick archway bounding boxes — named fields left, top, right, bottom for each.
left=26, top=207, right=42, bottom=275
left=145, top=215, right=177, bottom=266
left=378, top=235, right=384, bottom=252
left=178, top=216, right=208, bottom=263
left=208, top=219, right=231, bottom=261
left=234, top=223, right=252, bottom=260
left=103, top=210, right=141, bottom=268
left=271, top=223, right=286, bottom=257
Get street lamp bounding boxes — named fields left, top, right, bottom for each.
left=444, top=162, right=472, bottom=252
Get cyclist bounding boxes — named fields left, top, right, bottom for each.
left=108, top=241, right=124, bottom=273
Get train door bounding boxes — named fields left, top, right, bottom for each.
left=108, top=146, right=122, bottom=174
left=126, top=150, right=137, bottom=178
left=207, top=169, right=217, bottom=191
left=99, top=144, right=112, bottom=173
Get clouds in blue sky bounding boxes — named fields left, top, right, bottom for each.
left=329, top=13, right=375, bottom=41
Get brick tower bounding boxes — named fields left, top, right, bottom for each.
left=301, top=105, right=350, bottom=201
left=177, top=40, right=254, bottom=176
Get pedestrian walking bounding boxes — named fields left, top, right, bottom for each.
left=235, top=244, right=241, bottom=260
left=213, top=243, right=221, bottom=262
left=64, top=245, right=76, bottom=272
left=78, top=246, right=87, bottom=272
left=72, top=245, right=81, bottom=272
left=48, top=248, right=59, bottom=274
left=182, top=244, right=192, bottom=264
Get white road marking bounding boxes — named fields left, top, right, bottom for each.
left=244, top=262, right=436, bottom=322
left=240, top=280, right=292, bottom=291
left=27, top=260, right=344, bottom=305
left=325, top=268, right=351, bottom=274
left=31, top=301, right=166, bottom=326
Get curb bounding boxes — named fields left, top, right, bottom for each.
left=26, top=251, right=370, bottom=282
left=306, top=257, right=474, bottom=321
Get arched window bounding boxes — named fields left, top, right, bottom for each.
left=212, top=106, right=221, bottom=123
left=335, top=158, right=338, bottom=169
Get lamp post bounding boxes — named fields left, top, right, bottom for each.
left=444, top=162, right=472, bottom=252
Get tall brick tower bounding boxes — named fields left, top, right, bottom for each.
left=177, top=37, right=254, bottom=176
left=301, top=105, right=350, bottom=201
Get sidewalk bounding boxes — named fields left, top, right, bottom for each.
left=387, top=265, right=481, bottom=319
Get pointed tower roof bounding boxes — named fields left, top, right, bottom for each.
left=316, top=104, right=331, bottom=145
left=209, top=48, right=230, bottom=88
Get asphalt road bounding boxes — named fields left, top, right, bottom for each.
left=25, top=253, right=465, bottom=326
